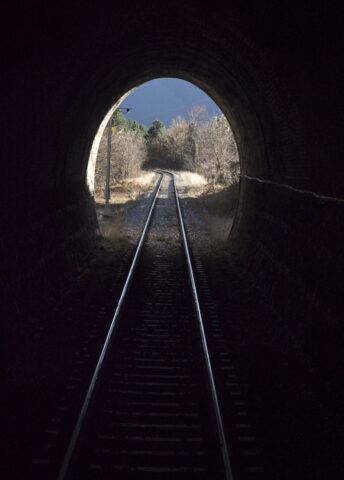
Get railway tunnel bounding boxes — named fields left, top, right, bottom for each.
left=1, top=1, right=344, bottom=477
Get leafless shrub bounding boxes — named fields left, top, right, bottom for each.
left=95, top=129, right=147, bottom=195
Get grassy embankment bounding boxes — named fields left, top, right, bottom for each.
left=176, top=171, right=239, bottom=242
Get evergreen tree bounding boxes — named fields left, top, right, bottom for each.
left=111, top=109, right=128, bottom=130
left=148, top=120, right=165, bottom=140
left=127, top=120, right=148, bottom=141
left=138, top=123, right=148, bottom=142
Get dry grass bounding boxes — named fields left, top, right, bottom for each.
left=175, top=170, right=229, bottom=199
left=126, top=171, right=157, bottom=188
left=95, top=171, right=158, bottom=204
left=179, top=171, right=207, bottom=189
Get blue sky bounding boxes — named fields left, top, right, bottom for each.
left=120, top=78, right=222, bottom=128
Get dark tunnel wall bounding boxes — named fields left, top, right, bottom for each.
left=1, top=1, right=343, bottom=409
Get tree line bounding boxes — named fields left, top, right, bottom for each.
left=95, top=106, right=239, bottom=194
left=146, top=106, right=239, bottom=184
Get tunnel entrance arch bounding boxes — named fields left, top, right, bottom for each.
left=83, top=60, right=270, bottom=258
left=86, top=69, right=267, bottom=200
left=60, top=30, right=310, bottom=324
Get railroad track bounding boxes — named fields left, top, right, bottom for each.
left=53, top=172, right=232, bottom=479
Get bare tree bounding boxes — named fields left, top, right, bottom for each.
left=198, top=115, right=239, bottom=183
left=187, top=105, right=209, bottom=127
left=146, top=108, right=239, bottom=185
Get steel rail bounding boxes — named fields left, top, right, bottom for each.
left=57, top=173, right=164, bottom=480
left=172, top=172, right=234, bottom=480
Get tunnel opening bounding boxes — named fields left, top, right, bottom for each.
left=90, top=77, right=241, bottom=248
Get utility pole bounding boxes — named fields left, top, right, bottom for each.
left=103, top=107, right=132, bottom=217
left=103, top=118, right=112, bottom=216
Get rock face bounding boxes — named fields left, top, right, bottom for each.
left=1, top=0, right=343, bottom=465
